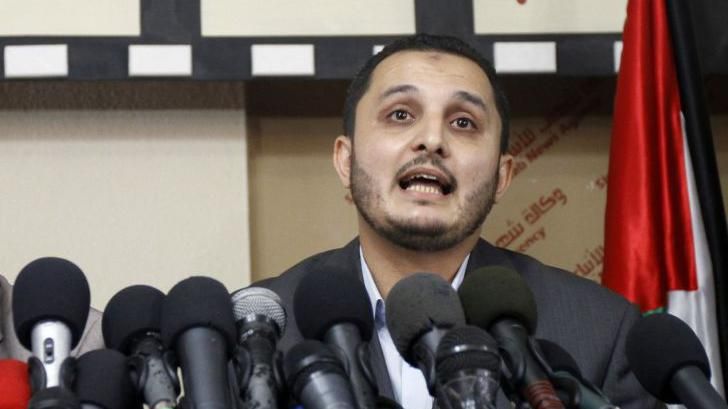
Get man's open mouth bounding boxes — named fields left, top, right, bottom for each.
left=398, top=172, right=454, bottom=195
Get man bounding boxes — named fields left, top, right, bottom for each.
left=257, top=34, right=661, bottom=408
left=0, top=273, right=104, bottom=360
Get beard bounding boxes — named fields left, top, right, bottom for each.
left=350, top=152, right=498, bottom=252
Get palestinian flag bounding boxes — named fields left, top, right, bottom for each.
left=602, top=0, right=728, bottom=396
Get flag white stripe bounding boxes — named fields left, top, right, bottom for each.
left=666, top=113, right=724, bottom=405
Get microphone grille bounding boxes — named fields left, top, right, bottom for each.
left=231, top=287, right=287, bottom=334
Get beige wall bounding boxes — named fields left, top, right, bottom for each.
left=248, top=117, right=357, bottom=279
left=0, top=84, right=251, bottom=309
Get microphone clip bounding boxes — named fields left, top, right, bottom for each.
left=27, top=356, right=81, bottom=409
left=232, top=344, right=286, bottom=401
left=28, top=355, right=77, bottom=393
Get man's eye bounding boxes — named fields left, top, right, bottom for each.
left=389, top=110, right=411, bottom=121
left=452, top=117, right=475, bottom=129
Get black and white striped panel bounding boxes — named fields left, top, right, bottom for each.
left=1, top=0, right=722, bottom=80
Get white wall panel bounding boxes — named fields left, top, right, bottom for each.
left=202, top=0, right=415, bottom=36
left=0, top=110, right=251, bottom=309
left=0, top=0, right=139, bottom=36
left=474, top=0, right=628, bottom=34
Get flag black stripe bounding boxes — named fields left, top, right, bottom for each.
left=666, top=0, right=728, bottom=385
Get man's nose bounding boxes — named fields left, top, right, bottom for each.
left=411, top=117, right=450, bottom=158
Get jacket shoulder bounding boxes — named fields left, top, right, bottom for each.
left=255, top=246, right=349, bottom=297
left=252, top=241, right=360, bottom=352
left=480, top=243, right=632, bottom=312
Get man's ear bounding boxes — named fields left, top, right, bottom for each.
left=495, top=153, right=514, bottom=202
left=333, top=135, right=353, bottom=188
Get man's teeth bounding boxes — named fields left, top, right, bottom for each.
left=412, top=174, right=438, bottom=181
left=406, top=183, right=442, bottom=194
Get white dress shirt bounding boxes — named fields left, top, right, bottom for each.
left=359, top=247, right=469, bottom=409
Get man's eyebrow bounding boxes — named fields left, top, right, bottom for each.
left=378, top=84, right=418, bottom=101
left=454, top=90, right=487, bottom=111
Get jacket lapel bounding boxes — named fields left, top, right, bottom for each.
left=465, top=239, right=517, bottom=274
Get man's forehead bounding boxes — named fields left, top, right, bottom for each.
left=366, top=50, right=494, bottom=101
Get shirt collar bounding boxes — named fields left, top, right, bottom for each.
left=359, top=246, right=470, bottom=327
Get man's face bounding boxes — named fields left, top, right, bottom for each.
left=334, top=50, right=513, bottom=251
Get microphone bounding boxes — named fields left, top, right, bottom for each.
left=626, top=313, right=727, bottom=409
left=536, top=339, right=617, bottom=409
left=435, top=325, right=502, bottom=409
left=385, top=272, right=466, bottom=393
left=102, top=285, right=179, bottom=409
left=293, top=267, right=377, bottom=409
left=283, top=340, right=358, bottom=409
left=0, top=360, right=31, bottom=409
left=74, top=349, right=141, bottom=409
left=161, top=276, right=237, bottom=409
left=459, top=266, right=564, bottom=409
left=13, top=257, right=91, bottom=409
left=12, top=257, right=90, bottom=389
left=230, top=286, right=286, bottom=409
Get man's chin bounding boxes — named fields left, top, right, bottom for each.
left=379, top=218, right=464, bottom=251
left=387, top=218, right=451, bottom=236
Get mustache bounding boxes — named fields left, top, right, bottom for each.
left=394, top=155, right=457, bottom=190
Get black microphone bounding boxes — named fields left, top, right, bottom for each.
left=626, top=313, right=727, bottom=409
left=536, top=339, right=617, bottom=409
left=283, top=340, right=358, bottom=409
left=161, top=276, right=237, bottom=409
left=435, top=325, right=502, bottom=409
left=13, top=258, right=90, bottom=388
left=293, top=267, right=377, bottom=409
left=459, top=266, right=564, bottom=409
left=74, top=349, right=141, bottom=409
left=13, top=257, right=91, bottom=409
left=385, top=272, right=466, bottom=393
left=103, top=285, right=179, bottom=409
left=230, top=286, right=286, bottom=409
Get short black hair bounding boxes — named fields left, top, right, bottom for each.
left=342, top=33, right=510, bottom=153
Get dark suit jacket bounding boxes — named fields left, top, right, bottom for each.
left=256, top=238, right=663, bottom=409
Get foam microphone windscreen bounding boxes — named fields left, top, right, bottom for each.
left=536, top=339, right=581, bottom=377
left=103, top=285, right=166, bottom=354
left=12, top=257, right=91, bottom=349
left=458, top=266, right=538, bottom=333
left=435, top=325, right=501, bottom=381
left=385, top=272, right=466, bottom=365
left=0, top=360, right=31, bottom=409
left=293, top=267, right=373, bottom=341
left=160, top=276, right=236, bottom=354
left=626, top=313, right=711, bottom=403
left=74, top=349, right=141, bottom=409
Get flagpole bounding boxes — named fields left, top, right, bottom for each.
left=665, top=0, right=728, bottom=387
